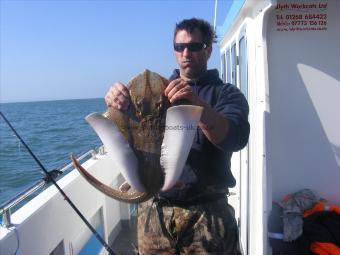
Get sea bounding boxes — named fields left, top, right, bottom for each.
left=0, top=98, right=107, bottom=207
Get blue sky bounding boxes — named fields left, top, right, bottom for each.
left=1, top=0, right=231, bottom=103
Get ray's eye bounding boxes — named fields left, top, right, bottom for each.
left=136, top=98, right=144, bottom=116
left=136, top=98, right=143, bottom=109
left=136, top=110, right=142, bottom=120
left=155, top=101, right=162, bottom=110
left=155, top=96, right=163, bottom=113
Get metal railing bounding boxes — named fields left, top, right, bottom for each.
left=0, top=146, right=105, bottom=228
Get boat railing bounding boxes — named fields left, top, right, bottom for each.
left=0, top=146, right=105, bottom=228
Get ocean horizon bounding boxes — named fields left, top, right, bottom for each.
left=0, top=98, right=107, bottom=206
left=0, top=97, right=103, bottom=105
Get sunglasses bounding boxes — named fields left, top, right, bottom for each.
left=173, top=42, right=207, bottom=52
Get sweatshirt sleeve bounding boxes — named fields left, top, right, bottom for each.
left=214, top=84, right=250, bottom=152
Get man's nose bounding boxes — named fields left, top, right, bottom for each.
left=182, top=47, right=192, bottom=56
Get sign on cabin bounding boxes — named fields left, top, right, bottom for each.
left=275, top=1, right=328, bottom=32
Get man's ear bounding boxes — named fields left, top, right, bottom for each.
left=206, top=45, right=213, bottom=59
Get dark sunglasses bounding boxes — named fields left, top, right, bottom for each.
left=173, top=42, right=207, bottom=52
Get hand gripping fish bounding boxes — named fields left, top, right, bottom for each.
left=71, top=70, right=202, bottom=203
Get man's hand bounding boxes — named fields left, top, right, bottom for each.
left=164, top=78, right=199, bottom=104
left=105, top=82, right=130, bottom=110
left=164, top=78, right=230, bottom=146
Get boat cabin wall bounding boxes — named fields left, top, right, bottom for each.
left=265, top=0, right=340, bottom=205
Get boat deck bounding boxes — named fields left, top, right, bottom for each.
left=111, top=216, right=138, bottom=255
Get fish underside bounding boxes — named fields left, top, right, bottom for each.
left=71, top=69, right=202, bottom=203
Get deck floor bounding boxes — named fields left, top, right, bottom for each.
left=111, top=216, right=138, bottom=255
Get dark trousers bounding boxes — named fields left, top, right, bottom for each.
left=137, top=197, right=242, bottom=255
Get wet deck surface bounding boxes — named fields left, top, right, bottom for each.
left=111, top=216, right=138, bottom=255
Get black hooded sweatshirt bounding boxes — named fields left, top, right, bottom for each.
left=159, top=69, right=250, bottom=202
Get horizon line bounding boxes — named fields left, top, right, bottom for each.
left=0, top=97, right=104, bottom=104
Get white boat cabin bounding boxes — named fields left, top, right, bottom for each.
left=217, top=0, right=340, bottom=254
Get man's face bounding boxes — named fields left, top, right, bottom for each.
left=174, top=28, right=212, bottom=80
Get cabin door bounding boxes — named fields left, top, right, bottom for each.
left=228, top=42, right=242, bottom=223
left=239, top=35, right=249, bottom=253
left=222, top=40, right=249, bottom=253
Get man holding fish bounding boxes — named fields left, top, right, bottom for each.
left=105, top=18, right=249, bottom=255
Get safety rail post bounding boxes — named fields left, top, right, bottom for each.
left=2, top=208, right=12, bottom=228
left=91, top=149, right=98, bottom=160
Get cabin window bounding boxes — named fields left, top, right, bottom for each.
left=221, top=52, right=227, bottom=82
left=50, top=240, right=65, bottom=255
left=226, top=49, right=231, bottom=83
left=129, top=203, right=137, bottom=217
left=78, top=209, right=104, bottom=255
left=231, top=43, right=237, bottom=86
left=239, top=36, right=248, bottom=99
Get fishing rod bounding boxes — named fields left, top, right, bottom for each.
left=0, top=111, right=116, bottom=255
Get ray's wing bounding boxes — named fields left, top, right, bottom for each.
left=85, top=112, right=145, bottom=192
left=160, top=105, right=203, bottom=191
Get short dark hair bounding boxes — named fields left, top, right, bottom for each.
left=174, top=18, right=216, bottom=46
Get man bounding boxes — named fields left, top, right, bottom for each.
left=105, top=18, right=249, bottom=255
